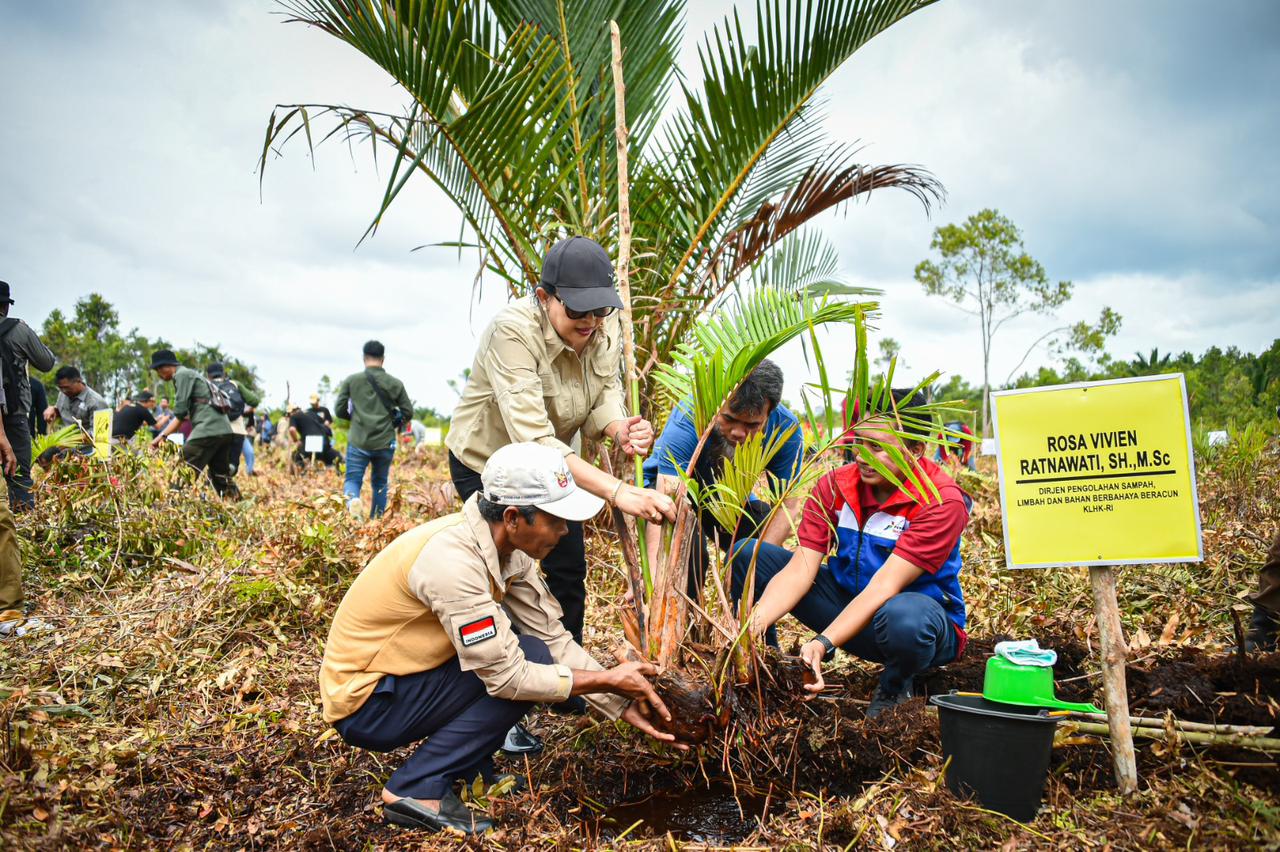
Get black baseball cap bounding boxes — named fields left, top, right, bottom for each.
left=205, top=362, right=225, bottom=378
left=539, top=237, right=622, bottom=313
left=0, top=281, right=13, bottom=305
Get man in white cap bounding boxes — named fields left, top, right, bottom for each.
left=319, top=442, right=680, bottom=835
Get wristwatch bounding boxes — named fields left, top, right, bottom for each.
left=813, top=634, right=837, bottom=662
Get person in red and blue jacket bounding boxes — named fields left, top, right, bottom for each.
left=733, top=389, right=969, bottom=719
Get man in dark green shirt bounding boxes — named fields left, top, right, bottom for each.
left=335, top=340, right=412, bottom=518
left=149, top=350, right=240, bottom=499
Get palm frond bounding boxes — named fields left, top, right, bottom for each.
left=33, top=424, right=83, bottom=458
left=743, top=228, right=878, bottom=298
left=265, top=1, right=591, bottom=287
left=650, top=0, right=939, bottom=296
left=651, top=287, right=878, bottom=437
left=699, top=424, right=797, bottom=532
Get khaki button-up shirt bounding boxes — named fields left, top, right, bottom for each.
left=446, top=298, right=627, bottom=472
left=319, top=495, right=629, bottom=723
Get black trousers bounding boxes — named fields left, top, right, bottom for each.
left=3, top=412, right=34, bottom=511
left=449, top=451, right=586, bottom=643
left=183, top=434, right=242, bottom=498
left=688, top=500, right=773, bottom=601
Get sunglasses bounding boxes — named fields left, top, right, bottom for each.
left=553, top=294, right=615, bottom=321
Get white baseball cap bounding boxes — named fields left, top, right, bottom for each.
left=481, top=443, right=604, bottom=522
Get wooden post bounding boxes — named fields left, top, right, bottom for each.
left=1088, top=565, right=1138, bottom=794
left=609, top=20, right=651, bottom=595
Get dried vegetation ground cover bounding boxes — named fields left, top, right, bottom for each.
left=1, top=440, right=1277, bottom=849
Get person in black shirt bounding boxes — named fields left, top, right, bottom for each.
left=112, top=390, right=159, bottom=444
left=289, top=404, right=340, bottom=468
left=308, top=394, right=334, bottom=427
left=29, top=378, right=48, bottom=439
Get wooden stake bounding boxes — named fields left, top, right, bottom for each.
left=609, top=19, right=651, bottom=596
left=1089, top=565, right=1138, bottom=793
left=1064, top=720, right=1280, bottom=754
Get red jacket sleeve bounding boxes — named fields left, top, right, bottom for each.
left=796, top=471, right=844, bottom=554
left=892, top=498, right=968, bottom=574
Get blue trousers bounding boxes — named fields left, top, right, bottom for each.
left=334, top=635, right=550, bottom=799
left=344, top=445, right=395, bottom=517
left=732, top=540, right=958, bottom=695
left=242, top=437, right=255, bottom=475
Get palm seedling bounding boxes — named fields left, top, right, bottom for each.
left=624, top=286, right=960, bottom=748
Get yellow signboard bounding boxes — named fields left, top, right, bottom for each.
left=93, top=408, right=112, bottom=460
left=991, top=375, right=1202, bottom=569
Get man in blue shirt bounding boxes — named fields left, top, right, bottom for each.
left=643, top=360, right=804, bottom=598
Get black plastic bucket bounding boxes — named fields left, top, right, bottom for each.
left=930, top=693, right=1059, bottom=822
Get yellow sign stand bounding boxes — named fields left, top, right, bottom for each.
left=991, top=374, right=1204, bottom=794
left=93, top=408, right=112, bottom=460
left=992, top=374, right=1201, bottom=568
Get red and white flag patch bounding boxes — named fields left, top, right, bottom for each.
left=459, top=615, right=497, bottom=647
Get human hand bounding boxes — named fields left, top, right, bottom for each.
left=614, top=485, right=676, bottom=524
left=798, top=640, right=827, bottom=697
left=0, top=436, right=16, bottom=476
left=613, top=415, right=654, bottom=457
left=620, top=700, right=689, bottom=750
left=606, top=659, right=671, bottom=710
left=43, top=406, right=58, bottom=424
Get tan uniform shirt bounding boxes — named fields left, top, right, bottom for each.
left=446, top=298, right=627, bottom=472
left=319, top=495, right=628, bottom=723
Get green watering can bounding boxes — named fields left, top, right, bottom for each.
left=982, top=656, right=1101, bottom=713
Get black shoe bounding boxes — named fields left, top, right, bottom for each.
left=1245, top=604, right=1280, bottom=652
left=500, top=722, right=543, bottom=755
left=383, top=790, right=493, bottom=834
left=550, top=695, right=588, bottom=716
left=867, top=684, right=913, bottom=720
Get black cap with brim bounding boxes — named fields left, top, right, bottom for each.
left=150, top=349, right=180, bottom=370
left=540, top=236, right=622, bottom=312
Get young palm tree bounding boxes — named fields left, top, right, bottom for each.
left=261, top=0, right=943, bottom=389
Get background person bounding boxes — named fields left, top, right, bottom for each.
left=111, top=390, right=158, bottom=445
left=288, top=403, right=340, bottom=469
left=149, top=350, right=240, bottom=498
left=935, top=419, right=977, bottom=471
left=733, top=389, right=970, bottom=719
left=319, top=443, right=680, bottom=835
left=29, top=378, right=49, bottom=440
left=335, top=340, right=412, bottom=519
left=308, top=393, right=334, bottom=427
left=643, top=359, right=803, bottom=599
left=0, top=281, right=56, bottom=510
left=0, top=365, right=49, bottom=637
left=38, top=366, right=109, bottom=465
left=205, top=362, right=260, bottom=478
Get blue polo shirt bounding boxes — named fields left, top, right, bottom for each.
left=642, top=402, right=804, bottom=499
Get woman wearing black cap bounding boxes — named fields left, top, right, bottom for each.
left=448, top=237, right=675, bottom=645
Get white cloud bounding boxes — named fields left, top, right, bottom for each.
left=2, top=1, right=1276, bottom=415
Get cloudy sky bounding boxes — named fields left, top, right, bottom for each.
left=2, top=1, right=1277, bottom=413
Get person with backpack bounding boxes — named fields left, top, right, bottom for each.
left=149, top=350, right=240, bottom=498
left=205, top=362, right=261, bottom=477
left=335, top=341, right=413, bottom=518
left=0, top=281, right=56, bottom=510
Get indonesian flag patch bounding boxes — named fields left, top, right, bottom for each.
left=459, top=615, right=497, bottom=647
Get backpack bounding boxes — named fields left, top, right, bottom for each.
left=202, top=377, right=244, bottom=420
left=0, top=318, right=27, bottom=415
